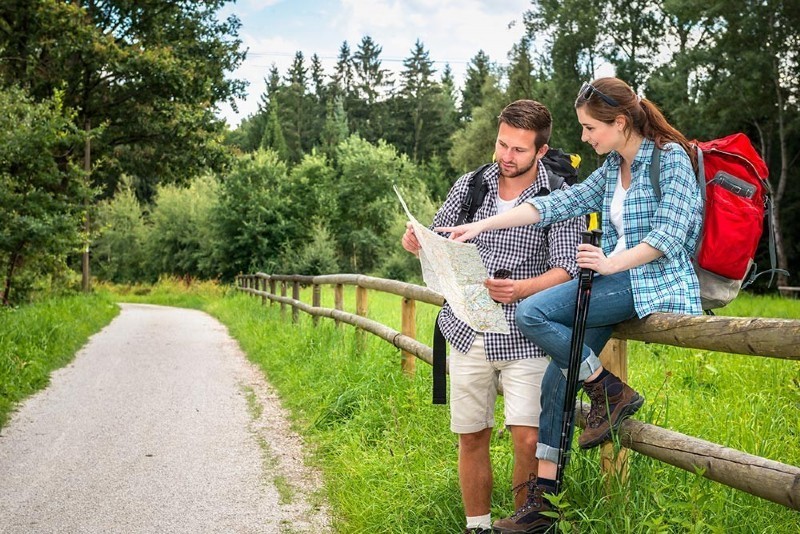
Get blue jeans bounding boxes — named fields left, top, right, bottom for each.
left=514, top=270, right=637, bottom=463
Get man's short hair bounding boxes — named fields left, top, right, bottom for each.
left=498, top=100, right=552, bottom=151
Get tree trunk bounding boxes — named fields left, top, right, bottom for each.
left=2, top=249, right=22, bottom=306
left=773, top=57, right=789, bottom=287
left=82, top=118, right=91, bottom=292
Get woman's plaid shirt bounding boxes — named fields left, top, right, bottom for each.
left=528, top=139, right=703, bottom=317
left=432, top=162, right=585, bottom=361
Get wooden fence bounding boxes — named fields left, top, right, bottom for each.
left=235, top=272, right=800, bottom=510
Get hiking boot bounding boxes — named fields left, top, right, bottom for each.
left=492, top=480, right=555, bottom=533
left=578, top=371, right=644, bottom=449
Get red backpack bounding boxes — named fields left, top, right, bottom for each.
left=650, top=133, right=787, bottom=310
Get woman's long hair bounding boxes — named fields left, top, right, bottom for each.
left=574, top=77, right=698, bottom=170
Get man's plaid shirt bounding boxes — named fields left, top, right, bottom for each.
left=433, top=162, right=585, bottom=361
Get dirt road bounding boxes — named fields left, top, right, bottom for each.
left=0, top=303, right=330, bottom=533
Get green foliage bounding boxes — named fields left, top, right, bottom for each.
left=279, top=223, right=340, bottom=276
left=94, top=177, right=149, bottom=283
left=331, top=136, right=427, bottom=273
left=0, top=86, right=90, bottom=305
left=448, top=76, right=505, bottom=174
left=0, top=0, right=246, bottom=201
left=0, top=294, right=118, bottom=428
left=213, top=149, right=292, bottom=279
left=146, top=174, right=222, bottom=280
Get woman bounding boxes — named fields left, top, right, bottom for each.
left=437, top=77, right=703, bottom=533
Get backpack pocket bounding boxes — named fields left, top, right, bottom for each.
left=697, top=180, right=763, bottom=280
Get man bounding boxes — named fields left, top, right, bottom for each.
left=401, top=100, right=585, bottom=534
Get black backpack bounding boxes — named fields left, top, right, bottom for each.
left=432, top=148, right=581, bottom=404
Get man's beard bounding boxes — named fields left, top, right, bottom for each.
left=500, top=158, right=536, bottom=178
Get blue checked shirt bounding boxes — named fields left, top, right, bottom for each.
left=528, top=138, right=703, bottom=317
left=433, top=162, right=585, bottom=361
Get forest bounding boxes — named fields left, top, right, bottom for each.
left=1, top=0, right=799, bottom=305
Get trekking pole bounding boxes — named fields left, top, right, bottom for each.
left=554, top=229, right=602, bottom=495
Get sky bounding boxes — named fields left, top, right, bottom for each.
left=215, top=0, right=533, bottom=127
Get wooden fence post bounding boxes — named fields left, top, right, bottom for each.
left=598, top=338, right=630, bottom=485
left=334, top=284, right=344, bottom=327
left=312, top=284, right=321, bottom=326
left=269, top=279, right=276, bottom=306
left=280, top=281, right=287, bottom=319
left=261, top=277, right=267, bottom=305
left=356, top=285, right=368, bottom=349
left=292, top=280, right=300, bottom=323
left=401, top=297, right=416, bottom=376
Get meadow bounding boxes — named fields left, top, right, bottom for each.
left=2, top=280, right=798, bottom=532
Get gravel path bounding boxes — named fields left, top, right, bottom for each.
left=0, top=303, right=330, bottom=534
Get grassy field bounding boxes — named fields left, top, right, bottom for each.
left=3, top=280, right=798, bottom=532
left=206, top=285, right=799, bottom=533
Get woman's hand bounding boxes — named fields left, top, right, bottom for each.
left=434, top=220, right=486, bottom=242
left=577, top=243, right=616, bottom=275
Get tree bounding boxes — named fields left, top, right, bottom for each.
left=0, top=0, right=246, bottom=199
left=0, top=87, right=90, bottom=305
left=278, top=51, right=316, bottom=162
left=448, top=75, right=505, bottom=173
left=349, top=36, right=394, bottom=142
left=506, top=36, right=536, bottom=101
left=94, top=177, right=149, bottom=283
left=393, top=40, right=444, bottom=163
left=331, top=136, right=425, bottom=273
left=461, top=50, right=493, bottom=121
left=213, top=150, right=292, bottom=279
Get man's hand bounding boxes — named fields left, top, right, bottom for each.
left=485, top=277, right=520, bottom=304
left=401, top=222, right=421, bottom=257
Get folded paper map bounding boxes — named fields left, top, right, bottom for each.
left=394, top=186, right=509, bottom=334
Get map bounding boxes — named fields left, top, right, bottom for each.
left=394, top=186, right=510, bottom=334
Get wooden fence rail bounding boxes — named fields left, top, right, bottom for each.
left=235, top=272, right=800, bottom=510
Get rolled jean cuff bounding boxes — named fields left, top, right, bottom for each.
left=536, top=442, right=561, bottom=464
left=559, top=351, right=603, bottom=382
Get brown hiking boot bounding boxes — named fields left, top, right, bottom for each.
left=492, top=480, right=556, bottom=533
left=578, top=372, right=644, bottom=449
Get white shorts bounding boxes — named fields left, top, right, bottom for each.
left=449, top=334, right=548, bottom=434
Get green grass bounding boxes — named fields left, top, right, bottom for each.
left=19, top=281, right=799, bottom=533
left=200, top=287, right=800, bottom=533
left=0, top=293, right=119, bottom=428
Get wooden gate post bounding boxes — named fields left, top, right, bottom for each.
left=401, top=297, right=417, bottom=376
left=598, top=338, right=630, bottom=485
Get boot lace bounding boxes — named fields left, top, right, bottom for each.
left=510, top=480, right=545, bottom=518
left=584, top=381, right=609, bottom=429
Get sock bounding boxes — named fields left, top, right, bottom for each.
left=466, top=513, right=491, bottom=529
left=585, top=368, right=610, bottom=384
left=537, top=477, right=557, bottom=493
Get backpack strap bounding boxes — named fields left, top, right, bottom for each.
left=649, top=145, right=662, bottom=198
left=744, top=195, right=789, bottom=288
left=432, top=315, right=447, bottom=404
left=648, top=144, right=706, bottom=206
left=456, top=163, right=492, bottom=226
left=433, top=163, right=491, bottom=405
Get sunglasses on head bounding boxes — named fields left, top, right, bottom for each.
left=577, top=82, right=620, bottom=107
